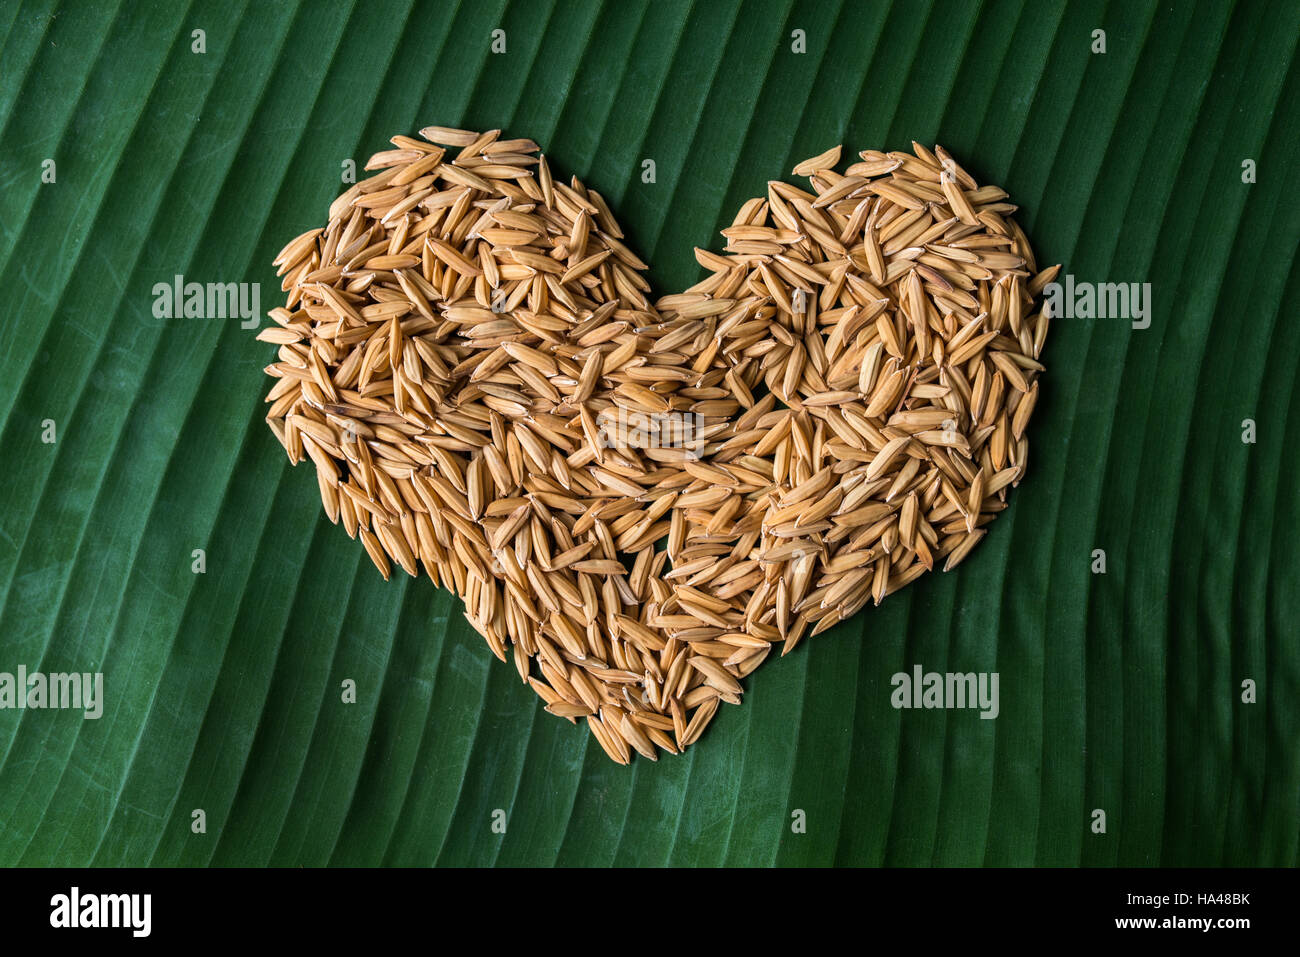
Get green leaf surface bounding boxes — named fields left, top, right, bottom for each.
left=0, top=0, right=1296, bottom=866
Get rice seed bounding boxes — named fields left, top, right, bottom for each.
left=792, top=145, right=843, bottom=177
left=259, top=135, right=1051, bottom=763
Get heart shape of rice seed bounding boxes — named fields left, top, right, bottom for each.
left=256, top=129, right=1055, bottom=763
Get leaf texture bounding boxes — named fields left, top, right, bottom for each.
left=0, top=0, right=1296, bottom=866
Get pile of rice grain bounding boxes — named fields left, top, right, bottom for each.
left=258, top=131, right=1054, bottom=762
left=660, top=142, right=1057, bottom=653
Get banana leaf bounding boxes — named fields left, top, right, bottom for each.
left=0, top=0, right=1295, bottom=866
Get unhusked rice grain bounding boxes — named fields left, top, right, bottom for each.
left=257, top=131, right=1055, bottom=761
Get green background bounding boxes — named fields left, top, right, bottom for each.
left=0, top=0, right=1296, bottom=866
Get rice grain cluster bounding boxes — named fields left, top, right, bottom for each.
left=258, top=130, right=1055, bottom=762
